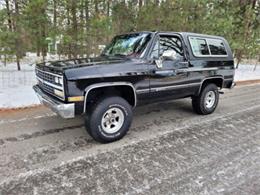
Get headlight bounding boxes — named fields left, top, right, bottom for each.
left=54, top=89, right=64, bottom=97
left=54, top=77, right=63, bottom=85
left=55, top=77, right=59, bottom=84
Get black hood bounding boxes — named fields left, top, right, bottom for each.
left=36, top=55, right=129, bottom=72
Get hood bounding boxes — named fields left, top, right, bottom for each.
left=63, top=57, right=146, bottom=81
left=36, top=56, right=146, bottom=81
left=36, top=56, right=128, bottom=72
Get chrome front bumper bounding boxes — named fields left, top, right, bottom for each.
left=230, top=82, right=236, bottom=89
left=33, top=85, right=75, bottom=118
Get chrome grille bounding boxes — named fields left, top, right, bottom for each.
left=35, top=68, right=64, bottom=100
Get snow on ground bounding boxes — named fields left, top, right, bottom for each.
left=0, top=53, right=65, bottom=109
left=0, top=54, right=259, bottom=109
left=234, top=64, right=260, bottom=81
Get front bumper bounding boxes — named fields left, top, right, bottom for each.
left=230, top=81, right=236, bottom=89
left=33, top=85, right=75, bottom=118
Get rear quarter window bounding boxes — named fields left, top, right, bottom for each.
left=188, top=36, right=228, bottom=57
left=207, top=39, right=227, bottom=55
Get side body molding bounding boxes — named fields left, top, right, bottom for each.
left=83, top=82, right=137, bottom=113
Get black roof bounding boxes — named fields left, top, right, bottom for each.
left=121, top=31, right=225, bottom=39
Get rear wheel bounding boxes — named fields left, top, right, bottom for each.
left=85, top=96, right=133, bottom=143
left=192, top=83, right=219, bottom=115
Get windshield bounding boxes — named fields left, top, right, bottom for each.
left=102, top=33, right=152, bottom=58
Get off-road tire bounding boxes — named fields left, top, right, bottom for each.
left=192, top=83, right=219, bottom=115
left=85, top=96, right=133, bottom=143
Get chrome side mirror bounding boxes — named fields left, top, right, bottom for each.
left=155, top=50, right=178, bottom=69
left=162, top=50, right=177, bottom=61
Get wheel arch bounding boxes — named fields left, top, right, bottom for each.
left=83, top=82, right=137, bottom=113
left=197, top=76, right=224, bottom=95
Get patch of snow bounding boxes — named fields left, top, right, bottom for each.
left=0, top=85, right=39, bottom=109
left=235, top=64, right=260, bottom=81
left=0, top=69, right=39, bottom=109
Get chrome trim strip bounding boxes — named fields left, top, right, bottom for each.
left=36, top=76, right=63, bottom=90
left=136, top=89, right=150, bottom=94
left=150, top=82, right=201, bottom=92
left=156, top=70, right=174, bottom=74
left=83, top=82, right=137, bottom=113
left=149, top=76, right=224, bottom=94
left=185, top=67, right=219, bottom=72
left=224, top=78, right=233, bottom=81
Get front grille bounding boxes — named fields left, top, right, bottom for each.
left=35, top=68, right=65, bottom=100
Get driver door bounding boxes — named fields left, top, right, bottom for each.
left=149, top=34, right=190, bottom=101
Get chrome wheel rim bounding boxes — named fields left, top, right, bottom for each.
left=205, top=91, right=216, bottom=109
left=101, top=107, right=124, bottom=134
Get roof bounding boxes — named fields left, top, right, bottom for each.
left=119, top=31, right=225, bottom=39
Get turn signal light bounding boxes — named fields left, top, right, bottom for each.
left=68, top=96, right=84, bottom=102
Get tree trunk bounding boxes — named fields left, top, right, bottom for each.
left=106, top=0, right=110, bottom=42
left=85, top=0, right=90, bottom=57
left=4, top=53, right=7, bottom=67
left=5, top=0, right=12, bottom=31
left=40, top=3, right=47, bottom=59
left=79, top=0, right=84, bottom=57
left=139, top=0, right=143, bottom=9
left=53, top=0, right=57, bottom=29
left=85, top=0, right=89, bottom=30
left=71, top=0, right=78, bottom=58
left=53, top=0, right=57, bottom=54
left=14, top=0, right=21, bottom=71
left=94, top=0, right=99, bottom=15
left=66, top=0, right=72, bottom=59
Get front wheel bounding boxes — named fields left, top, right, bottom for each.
left=85, top=96, right=133, bottom=143
left=192, top=83, right=219, bottom=115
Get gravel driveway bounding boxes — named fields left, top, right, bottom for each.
left=0, top=84, right=259, bottom=194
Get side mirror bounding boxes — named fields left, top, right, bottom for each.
left=155, top=50, right=178, bottom=69
left=162, top=50, right=178, bottom=61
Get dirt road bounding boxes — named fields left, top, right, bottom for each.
left=0, top=84, right=259, bottom=194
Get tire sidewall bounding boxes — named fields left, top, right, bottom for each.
left=200, top=84, right=219, bottom=114
left=89, top=97, right=132, bottom=142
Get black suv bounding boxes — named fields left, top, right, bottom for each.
left=33, top=31, right=235, bottom=143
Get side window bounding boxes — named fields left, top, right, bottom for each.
left=189, top=37, right=210, bottom=56
left=189, top=36, right=228, bottom=57
left=159, top=36, right=184, bottom=58
left=207, top=39, right=227, bottom=55
left=150, top=35, right=184, bottom=59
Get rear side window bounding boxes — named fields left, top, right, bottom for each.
left=207, top=39, right=227, bottom=55
left=189, top=37, right=210, bottom=56
left=189, top=36, right=228, bottom=57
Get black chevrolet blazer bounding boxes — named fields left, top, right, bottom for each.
left=34, top=31, right=235, bottom=143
